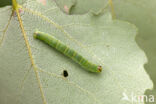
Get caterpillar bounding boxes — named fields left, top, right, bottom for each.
left=33, top=30, right=102, bottom=73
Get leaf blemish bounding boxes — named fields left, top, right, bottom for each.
left=38, top=0, right=46, bottom=5
left=13, top=8, right=23, bottom=17
left=63, top=70, right=68, bottom=77
left=64, top=5, right=69, bottom=14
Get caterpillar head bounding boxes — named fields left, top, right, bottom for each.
left=98, top=66, right=102, bottom=72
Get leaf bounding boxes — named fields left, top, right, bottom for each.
left=0, top=0, right=12, bottom=7
left=56, top=0, right=156, bottom=103
left=54, top=0, right=114, bottom=16
left=0, top=0, right=152, bottom=104
left=111, top=0, right=156, bottom=103
left=54, top=0, right=76, bottom=14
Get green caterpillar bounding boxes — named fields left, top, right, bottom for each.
left=33, top=30, right=102, bottom=73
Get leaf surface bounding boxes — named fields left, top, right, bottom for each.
left=112, top=0, right=156, bottom=103
left=0, top=0, right=152, bottom=104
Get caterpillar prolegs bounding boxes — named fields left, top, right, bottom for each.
left=33, top=30, right=102, bottom=73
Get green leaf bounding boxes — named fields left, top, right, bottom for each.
left=112, top=0, right=156, bottom=104
left=0, top=0, right=152, bottom=104
left=54, top=0, right=113, bottom=15
left=56, top=0, right=156, bottom=103
left=54, top=0, right=76, bottom=14
left=0, top=0, right=12, bottom=7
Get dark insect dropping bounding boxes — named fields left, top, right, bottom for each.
left=63, top=70, right=68, bottom=77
